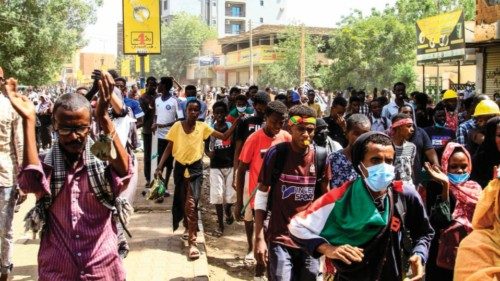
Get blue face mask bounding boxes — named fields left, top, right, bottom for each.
left=361, top=163, right=395, bottom=192
left=186, top=96, right=196, bottom=102
left=448, top=173, right=469, bottom=185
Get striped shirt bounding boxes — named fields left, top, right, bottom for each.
left=394, top=141, right=416, bottom=183
left=18, top=156, right=133, bottom=281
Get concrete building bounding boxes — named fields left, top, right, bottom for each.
left=161, top=0, right=288, bottom=37
left=161, top=0, right=202, bottom=23
left=471, top=0, right=500, bottom=97
left=218, top=24, right=332, bottom=86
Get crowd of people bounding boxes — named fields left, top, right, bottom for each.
left=0, top=63, right=499, bottom=281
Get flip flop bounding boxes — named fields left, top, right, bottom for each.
left=188, top=245, right=200, bottom=260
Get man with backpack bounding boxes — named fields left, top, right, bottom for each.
left=9, top=73, right=133, bottom=280
left=289, top=132, right=434, bottom=281
left=253, top=105, right=330, bottom=280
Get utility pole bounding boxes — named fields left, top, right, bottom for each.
left=249, top=19, right=254, bottom=85
left=300, top=25, right=305, bottom=84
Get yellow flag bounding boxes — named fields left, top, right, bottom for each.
left=134, top=55, right=150, bottom=73
left=121, top=59, right=131, bottom=77
left=144, top=55, right=150, bottom=73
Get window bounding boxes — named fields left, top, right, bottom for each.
left=164, top=0, right=168, bottom=10
left=212, top=19, right=217, bottom=25
left=260, top=0, right=264, bottom=6
left=231, top=6, right=241, bottom=17
left=231, top=24, right=241, bottom=34
left=212, top=1, right=216, bottom=6
left=260, top=17, right=264, bottom=23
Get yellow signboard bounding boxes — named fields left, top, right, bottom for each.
left=416, top=10, right=465, bottom=64
left=123, top=0, right=161, bottom=55
left=225, top=46, right=281, bottom=68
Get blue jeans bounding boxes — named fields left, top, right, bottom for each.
left=268, top=242, right=320, bottom=281
left=0, top=186, right=16, bottom=274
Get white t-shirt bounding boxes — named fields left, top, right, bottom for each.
left=155, top=96, right=179, bottom=139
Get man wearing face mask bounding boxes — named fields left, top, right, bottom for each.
left=313, top=118, right=342, bottom=156
left=289, top=132, right=434, bottom=281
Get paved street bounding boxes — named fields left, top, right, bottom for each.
left=8, top=154, right=209, bottom=281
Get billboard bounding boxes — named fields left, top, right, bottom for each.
left=416, top=10, right=465, bottom=64
left=123, top=0, right=161, bottom=55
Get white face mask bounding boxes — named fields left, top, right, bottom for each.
left=236, top=106, right=246, bottom=113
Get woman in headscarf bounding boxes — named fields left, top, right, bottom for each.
left=454, top=174, right=500, bottom=280
left=471, top=116, right=500, bottom=188
left=421, top=142, right=482, bottom=280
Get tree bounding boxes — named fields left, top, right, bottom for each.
left=258, top=26, right=322, bottom=89
left=149, top=13, right=217, bottom=79
left=323, top=0, right=475, bottom=91
left=0, top=0, right=101, bottom=86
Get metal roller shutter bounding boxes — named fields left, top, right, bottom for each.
left=485, top=46, right=500, bottom=97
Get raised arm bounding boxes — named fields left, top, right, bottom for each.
left=211, top=118, right=240, bottom=140
left=96, top=73, right=129, bottom=176
left=4, top=78, right=39, bottom=167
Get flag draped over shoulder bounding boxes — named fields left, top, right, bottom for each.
left=289, top=177, right=390, bottom=253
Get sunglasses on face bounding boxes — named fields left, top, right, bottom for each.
left=56, top=126, right=91, bottom=136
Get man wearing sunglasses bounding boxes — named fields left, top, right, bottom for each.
left=8, top=72, right=132, bottom=280
left=0, top=67, right=24, bottom=281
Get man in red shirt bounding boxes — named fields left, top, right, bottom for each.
left=235, top=101, right=291, bottom=276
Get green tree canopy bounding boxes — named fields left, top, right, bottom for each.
left=0, top=0, right=101, bottom=86
left=149, top=13, right=217, bottom=79
left=258, top=26, right=321, bottom=89
left=324, top=0, right=475, bottom=91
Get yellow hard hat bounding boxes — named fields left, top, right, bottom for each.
left=442, top=89, right=458, bottom=100
left=473, top=100, right=500, bottom=117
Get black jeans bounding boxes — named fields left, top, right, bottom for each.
left=142, top=133, right=152, bottom=183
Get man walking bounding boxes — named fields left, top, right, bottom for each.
left=0, top=67, right=23, bottom=281
left=10, top=73, right=133, bottom=281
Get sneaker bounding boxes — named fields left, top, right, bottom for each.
left=163, top=190, right=171, bottom=198
left=155, top=197, right=164, bottom=204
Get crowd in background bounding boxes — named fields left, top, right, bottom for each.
left=1, top=64, right=500, bottom=281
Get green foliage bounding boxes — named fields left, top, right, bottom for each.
left=0, top=0, right=101, bottom=86
left=324, top=0, right=474, bottom=91
left=258, top=25, right=320, bottom=89
left=149, top=13, right=217, bottom=79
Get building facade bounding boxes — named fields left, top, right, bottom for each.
left=161, top=0, right=287, bottom=37
left=472, top=0, right=500, bottom=97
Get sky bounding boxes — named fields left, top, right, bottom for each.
left=82, top=0, right=396, bottom=55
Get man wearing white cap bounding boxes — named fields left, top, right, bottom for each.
left=0, top=67, right=24, bottom=281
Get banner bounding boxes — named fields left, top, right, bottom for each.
left=416, top=10, right=465, bottom=64
left=123, top=0, right=161, bottom=55
left=134, top=55, right=150, bottom=73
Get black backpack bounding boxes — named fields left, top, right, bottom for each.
left=267, top=142, right=328, bottom=209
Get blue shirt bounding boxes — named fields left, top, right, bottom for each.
left=124, top=97, right=144, bottom=119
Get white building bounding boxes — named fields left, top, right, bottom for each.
left=161, top=0, right=288, bottom=37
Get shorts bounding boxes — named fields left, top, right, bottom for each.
left=209, top=168, right=236, bottom=204
left=243, top=172, right=254, bottom=222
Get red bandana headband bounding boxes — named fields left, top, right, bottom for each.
left=391, top=118, right=413, bottom=129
